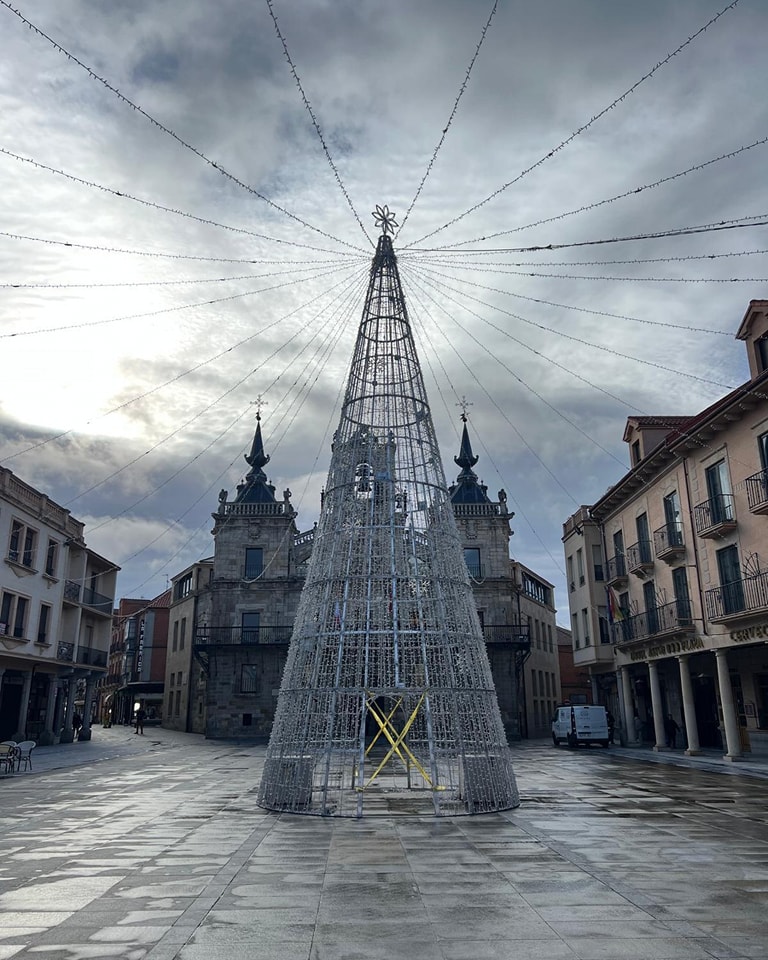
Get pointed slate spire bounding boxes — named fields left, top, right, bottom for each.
left=235, top=413, right=276, bottom=504
left=450, top=414, right=491, bottom=505
left=258, top=209, right=519, bottom=818
left=456, top=414, right=479, bottom=471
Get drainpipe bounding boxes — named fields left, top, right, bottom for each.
left=682, top=459, right=708, bottom=637
left=185, top=590, right=199, bottom=734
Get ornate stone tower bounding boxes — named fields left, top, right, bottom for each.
left=258, top=209, right=519, bottom=816
left=200, top=413, right=304, bottom=738
left=448, top=413, right=529, bottom=741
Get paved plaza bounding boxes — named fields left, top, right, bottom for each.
left=1, top=728, right=767, bottom=960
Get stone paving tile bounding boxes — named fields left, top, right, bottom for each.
left=711, top=937, right=768, bottom=959
left=310, top=939, right=443, bottom=960
left=547, top=919, right=705, bottom=939
left=559, top=937, right=725, bottom=959
left=190, top=919, right=315, bottom=943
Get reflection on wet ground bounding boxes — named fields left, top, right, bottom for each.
left=0, top=730, right=766, bottom=959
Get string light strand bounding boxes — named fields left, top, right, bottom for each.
left=0, top=147, right=363, bottom=257
left=265, top=0, right=373, bottom=246
left=0, top=1, right=365, bottom=253
left=444, top=134, right=768, bottom=248
left=395, top=0, right=499, bottom=239
left=405, top=0, right=741, bottom=246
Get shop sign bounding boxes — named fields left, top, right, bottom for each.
left=730, top=622, right=768, bottom=643
left=136, top=618, right=145, bottom=674
left=629, top=635, right=704, bottom=662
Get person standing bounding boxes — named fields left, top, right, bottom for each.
left=664, top=713, right=680, bottom=748
left=135, top=706, right=146, bottom=735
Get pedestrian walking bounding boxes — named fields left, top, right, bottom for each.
left=664, top=713, right=680, bottom=748
left=135, top=707, right=146, bottom=735
left=72, top=712, right=82, bottom=736
left=606, top=710, right=615, bottom=744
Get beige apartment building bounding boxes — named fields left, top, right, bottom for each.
left=563, top=299, right=768, bottom=758
left=0, top=467, right=118, bottom=743
left=164, top=559, right=212, bottom=734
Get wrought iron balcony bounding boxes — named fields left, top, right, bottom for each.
left=694, top=494, right=736, bottom=538
left=626, top=539, right=654, bottom=576
left=194, top=622, right=532, bottom=653
left=194, top=625, right=294, bottom=647
left=653, top=521, right=685, bottom=562
left=465, top=558, right=484, bottom=579
left=745, top=468, right=768, bottom=515
left=57, top=641, right=74, bottom=662
left=607, top=554, right=627, bottom=585
left=482, top=623, right=531, bottom=652
left=612, top=599, right=693, bottom=645
left=705, top=569, right=768, bottom=621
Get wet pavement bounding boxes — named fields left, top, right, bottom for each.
left=1, top=728, right=767, bottom=959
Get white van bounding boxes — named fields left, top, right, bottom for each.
left=552, top=705, right=610, bottom=748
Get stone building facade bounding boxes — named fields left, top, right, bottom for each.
left=194, top=416, right=305, bottom=738
left=178, top=414, right=561, bottom=740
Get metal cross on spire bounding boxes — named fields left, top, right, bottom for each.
left=250, top=395, right=269, bottom=420
left=457, top=396, right=473, bottom=422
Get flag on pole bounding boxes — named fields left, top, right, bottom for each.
left=607, top=585, right=625, bottom=624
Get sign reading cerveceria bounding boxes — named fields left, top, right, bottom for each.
left=629, top=635, right=705, bottom=662
left=730, top=622, right=768, bottom=642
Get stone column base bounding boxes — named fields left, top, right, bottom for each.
left=723, top=754, right=742, bottom=762
left=652, top=745, right=669, bottom=752
left=59, top=729, right=75, bottom=744
left=77, top=729, right=92, bottom=741
left=684, top=748, right=702, bottom=756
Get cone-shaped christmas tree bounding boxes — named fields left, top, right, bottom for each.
left=258, top=208, right=519, bottom=816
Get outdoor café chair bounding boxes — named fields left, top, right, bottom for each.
left=15, top=741, right=35, bottom=771
left=0, top=743, right=17, bottom=774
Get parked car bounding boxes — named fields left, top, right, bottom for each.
left=552, top=705, right=610, bottom=748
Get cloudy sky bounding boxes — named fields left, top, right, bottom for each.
left=1, top=0, right=766, bottom=617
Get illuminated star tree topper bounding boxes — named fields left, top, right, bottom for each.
left=372, top=204, right=398, bottom=235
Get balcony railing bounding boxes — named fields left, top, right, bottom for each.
left=694, top=494, right=736, bottom=538
left=194, top=623, right=533, bottom=652
left=64, top=580, right=113, bottom=614
left=705, top=569, right=768, bottom=620
left=195, top=625, right=294, bottom=646
left=465, top=559, right=484, bottom=579
left=653, top=521, right=685, bottom=561
left=76, top=646, right=108, bottom=668
left=58, top=641, right=74, bottom=662
left=626, top=539, right=653, bottom=575
left=82, top=586, right=113, bottom=614
left=607, top=554, right=627, bottom=584
left=745, top=468, right=768, bottom=514
left=482, top=623, right=531, bottom=651
left=613, top=599, right=693, bottom=645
